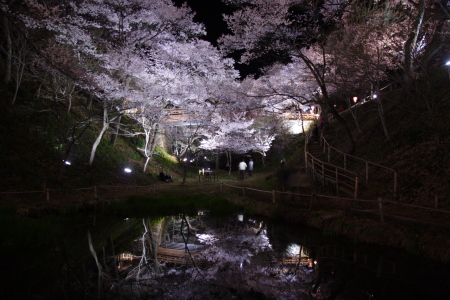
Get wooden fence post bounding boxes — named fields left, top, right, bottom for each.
left=393, top=171, right=398, bottom=201
left=377, top=256, right=383, bottom=278
left=327, top=146, right=330, bottom=163
left=322, top=164, right=325, bottom=187
left=312, top=160, right=316, bottom=181
left=354, top=177, right=359, bottom=199
left=272, top=190, right=276, bottom=203
left=366, top=161, right=369, bottom=183
left=378, top=197, right=384, bottom=223
left=335, top=168, right=339, bottom=195
left=305, top=151, right=308, bottom=168
left=309, top=193, right=314, bottom=211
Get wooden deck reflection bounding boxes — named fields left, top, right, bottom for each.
left=157, top=241, right=209, bottom=265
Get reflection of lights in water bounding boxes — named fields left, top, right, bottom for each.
left=124, top=168, right=132, bottom=173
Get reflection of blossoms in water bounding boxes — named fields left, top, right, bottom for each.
left=196, top=227, right=275, bottom=283
left=195, top=233, right=218, bottom=245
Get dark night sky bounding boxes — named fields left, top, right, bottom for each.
left=174, top=0, right=231, bottom=45
left=174, top=0, right=264, bottom=78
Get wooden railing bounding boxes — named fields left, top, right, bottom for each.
left=305, top=151, right=360, bottom=198
left=2, top=181, right=449, bottom=227
left=219, top=182, right=450, bottom=227
left=319, top=135, right=398, bottom=199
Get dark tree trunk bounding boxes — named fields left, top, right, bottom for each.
left=1, top=15, right=12, bottom=87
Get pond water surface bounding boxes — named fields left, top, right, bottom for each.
left=1, top=207, right=449, bottom=300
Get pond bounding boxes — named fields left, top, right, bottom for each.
left=1, top=198, right=449, bottom=300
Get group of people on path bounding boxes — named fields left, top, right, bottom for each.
left=238, top=158, right=253, bottom=180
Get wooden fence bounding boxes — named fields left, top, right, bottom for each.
left=305, top=151, right=360, bottom=198
left=0, top=184, right=162, bottom=202
left=1, top=180, right=449, bottom=227
left=219, top=182, right=450, bottom=227
left=319, top=135, right=398, bottom=199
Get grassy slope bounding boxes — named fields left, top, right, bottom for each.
left=0, top=86, right=179, bottom=193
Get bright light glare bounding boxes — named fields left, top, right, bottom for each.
left=124, top=168, right=132, bottom=173
left=64, top=161, right=71, bottom=165
left=183, top=158, right=187, bottom=161
left=446, top=61, right=450, bottom=66
left=372, top=94, right=377, bottom=99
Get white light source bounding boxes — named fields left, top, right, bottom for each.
left=353, top=96, right=358, bottom=103
left=124, top=168, right=132, bottom=173
left=372, top=94, right=377, bottom=99
left=183, top=158, right=187, bottom=161
left=64, top=160, right=71, bottom=165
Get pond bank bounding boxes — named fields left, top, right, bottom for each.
left=7, top=184, right=450, bottom=264
left=225, top=194, right=450, bottom=264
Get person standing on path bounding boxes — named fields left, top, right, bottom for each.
left=312, top=124, right=319, bottom=142
left=248, top=158, right=254, bottom=177
left=238, top=159, right=247, bottom=180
